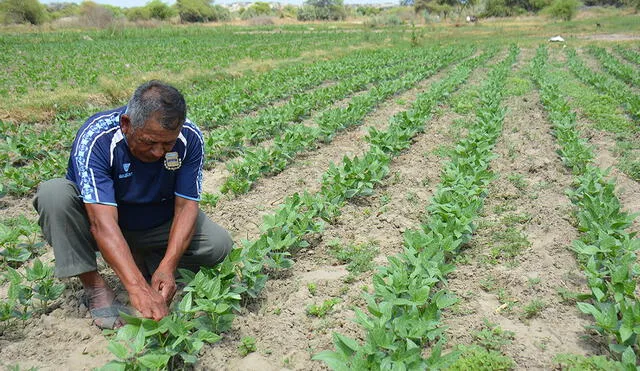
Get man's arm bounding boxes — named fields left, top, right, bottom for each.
left=85, top=203, right=169, bottom=320
left=151, top=196, right=198, bottom=302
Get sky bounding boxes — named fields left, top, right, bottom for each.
left=40, top=0, right=398, bottom=6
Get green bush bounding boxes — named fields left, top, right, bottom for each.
left=126, top=7, right=151, bottom=21
left=298, top=0, right=347, bottom=21
left=364, top=14, right=403, bottom=27
left=212, top=5, right=231, bottom=21
left=482, top=0, right=523, bottom=16
left=240, top=3, right=272, bottom=20
left=45, top=2, right=79, bottom=21
left=177, top=0, right=213, bottom=22
left=544, top=0, right=580, bottom=20
left=1, top=0, right=47, bottom=25
left=297, top=5, right=317, bottom=20
left=278, top=5, right=298, bottom=18
left=146, top=0, right=174, bottom=20
left=449, top=346, right=515, bottom=370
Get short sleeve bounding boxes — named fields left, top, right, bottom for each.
left=175, top=123, right=204, bottom=201
left=73, top=134, right=117, bottom=206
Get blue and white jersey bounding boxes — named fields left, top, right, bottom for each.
left=66, top=106, right=205, bottom=231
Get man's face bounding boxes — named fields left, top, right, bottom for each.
left=120, top=113, right=182, bottom=163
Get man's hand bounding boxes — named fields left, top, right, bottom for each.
left=151, top=265, right=177, bottom=304
left=128, top=283, right=169, bottom=321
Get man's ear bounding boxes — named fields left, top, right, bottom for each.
left=120, top=114, right=132, bottom=135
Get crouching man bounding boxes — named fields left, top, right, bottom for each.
left=33, top=80, right=232, bottom=329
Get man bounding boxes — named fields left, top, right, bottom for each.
left=33, top=81, right=233, bottom=329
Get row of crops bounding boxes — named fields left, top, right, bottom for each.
left=1, top=28, right=640, bottom=369
left=0, top=26, right=399, bottom=99
left=532, top=45, right=640, bottom=369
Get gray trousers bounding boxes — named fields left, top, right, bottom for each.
left=32, top=178, right=233, bottom=279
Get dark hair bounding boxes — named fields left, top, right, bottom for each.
left=126, top=80, right=186, bottom=131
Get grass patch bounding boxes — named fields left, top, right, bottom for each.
left=554, top=353, right=626, bottom=370
left=490, top=227, right=531, bottom=260
left=522, top=299, right=545, bottom=319
left=306, top=298, right=341, bottom=317
left=505, top=76, right=533, bottom=96
left=328, top=239, right=379, bottom=281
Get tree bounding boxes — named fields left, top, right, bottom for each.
left=176, top=0, right=214, bottom=22
left=45, top=2, right=80, bottom=20
left=415, top=0, right=457, bottom=19
left=544, top=0, right=580, bottom=20
left=79, top=1, right=115, bottom=27
left=126, top=6, right=151, bottom=21
left=146, top=0, right=174, bottom=20
left=240, top=1, right=272, bottom=19
left=0, top=0, right=47, bottom=25
left=302, top=0, right=346, bottom=20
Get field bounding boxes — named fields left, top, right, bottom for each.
left=1, top=10, right=640, bottom=370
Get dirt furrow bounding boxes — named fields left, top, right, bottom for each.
left=442, top=61, right=598, bottom=368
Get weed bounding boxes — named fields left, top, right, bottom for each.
left=527, top=277, right=541, bottom=287
left=448, top=345, right=515, bottom=370
left=496, top=288, right=518, bottom=313
left=490, top=227, right=530, bottom=260
left=556, top=287, right=590, bottom=304
left=505, top=76, right=532, bottom=96
left=473, top=319, right=515, bottom=351
left=432, top=144, right=453, bottom=158
left=501, top=213, right=532, bottom=225
left=328, top=240, right=378, bottom=275
left=479, top=275, right=497, bottom=292
left=307, top=283, right=317, bottom=296
left=554, top=353, right=625, bottom=370
left=238, top=336, right=257, bottom=356
left=405, top=191, right=419, bottom=204
left=522, top=299, right=545, bottom=319
left=379, top=193, right=391, bottom=206
left=493, top=202, right=517, bottom=214
left=200, top=192, right=220, bottom=208
left=535, top=337, right=550, bottom=351
left=306, top=298, right=341, bottom=317
left=507, top=173, right=528, bottom=191
left=507, top=143, right=518, bottom=159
